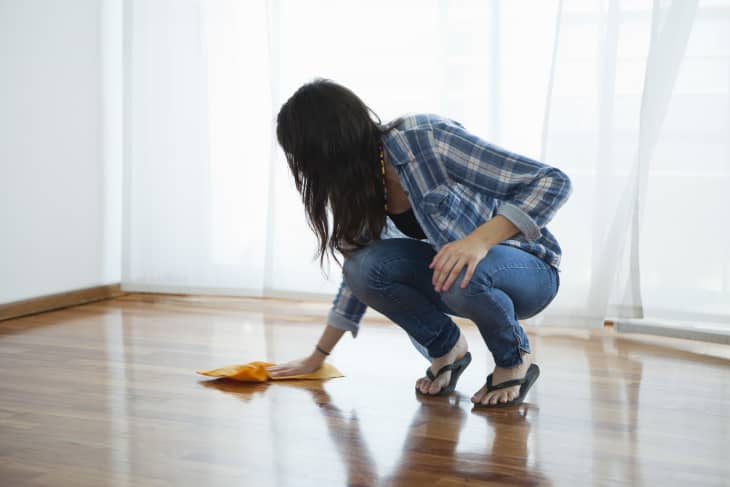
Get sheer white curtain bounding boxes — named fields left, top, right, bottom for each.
left=122, top=0, right=730, bottom=330
left=122, top=0, right=270, bottom=293
left=541, top=0, right=730, bottom=330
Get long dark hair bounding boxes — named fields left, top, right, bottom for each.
left=276, top=79, right=392, bottom=268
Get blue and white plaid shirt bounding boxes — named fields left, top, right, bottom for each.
left=327, top=114, right=572, bottom=337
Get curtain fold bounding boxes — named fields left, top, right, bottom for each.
left=536, top=0, right=728, bottom=328
left=123, top=0, right=271, bottom=294
left=123, top=0, right=730, bottom=329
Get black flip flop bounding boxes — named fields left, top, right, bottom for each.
left=416, top=352, right=472, bottom=396
left=474, top=363, right=540, bottom=409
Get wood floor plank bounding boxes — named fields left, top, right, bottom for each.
left=0, top=294, right=728, bottom=486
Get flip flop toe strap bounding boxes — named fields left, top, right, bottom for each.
left=425, top=353, right=470, bottom=381
left=486, top=375, right=528, bottom=392
left=426, top=362, right=457, bottom=381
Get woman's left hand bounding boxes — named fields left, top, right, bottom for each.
left=429, top=234, right=492, bottom=292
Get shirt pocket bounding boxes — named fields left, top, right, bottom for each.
left=421, top=182, right=495, bottom=234
left=421, top=183, right=464, bottom=232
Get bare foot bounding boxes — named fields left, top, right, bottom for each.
left=415, top=331, right=469, bottom=395
left=471, top=353, right=533, bottom=406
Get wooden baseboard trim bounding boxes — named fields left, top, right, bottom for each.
left=0, top=284, right=126, bottom=322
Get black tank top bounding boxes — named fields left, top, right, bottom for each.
left=388, top=208, right=427, bottom=239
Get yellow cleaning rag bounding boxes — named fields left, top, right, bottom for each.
left=196, top=361, right=344, bottom=382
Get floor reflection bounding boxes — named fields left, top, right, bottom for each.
left=200, top=379, right=551, bottom=486
left=588, top=334, right=644, bottom=485
left=532, top=332, right=645, bottom=485
left=3, top=295, right=729, bottom=485
left=385, top=395, right=551, bottom=486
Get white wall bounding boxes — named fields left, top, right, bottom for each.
left=0, top=0, right=122, bottom=304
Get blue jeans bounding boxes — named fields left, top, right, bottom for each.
left=342, top=238, right=560, bottom=368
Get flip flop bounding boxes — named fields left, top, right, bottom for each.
left=474, top=363, right=540, bottom=409
left=416, top=352, right=472, bottom=396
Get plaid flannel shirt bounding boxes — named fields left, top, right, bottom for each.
left=327, top=114, right=572, bottom=337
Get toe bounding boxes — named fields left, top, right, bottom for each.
left=428, top=379, right=442, bottom=394
left=479, top=391, right=489, bottom=405
left=495, top=387, right=518, bottom=403
left=471, top=386, right=487, bottom=403
left=477, top=384, right=522, bottom=406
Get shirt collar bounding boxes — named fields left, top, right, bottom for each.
left=382, top=126, right=413, bottom=167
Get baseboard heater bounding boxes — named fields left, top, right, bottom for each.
left=614, top=318, right=730, bottom=345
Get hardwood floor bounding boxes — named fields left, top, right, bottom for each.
left=0, top=293, right=728, bottom=486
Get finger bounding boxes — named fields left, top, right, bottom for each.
left=429, top=244, right=450, bottom=270
left=429, top=251, right=443, bottom=271
left=429, top=247, right=441, bottom=269
left=268, top=366, right=293, bottom=375
left=443, top=257, right=466, bottom=291
left=431, top=250, right=449, bottom=286
left=460, top=259, right=478, bottom=288
left=432, top=252, right=452, bottom=288
left=436, top=260, right=456, bottom=291
left=432, top=257, right=446, bottom=287
left=435, top=254, right=459, bottom=291
left=442, top=257, right=467, bottom=292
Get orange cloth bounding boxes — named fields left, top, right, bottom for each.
left=196, top=361, right=344, bottom=382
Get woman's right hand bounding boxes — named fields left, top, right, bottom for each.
left=266, top=353, right=324, bottom=378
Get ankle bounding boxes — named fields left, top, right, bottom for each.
left=432, top=334, right=467, bottom=361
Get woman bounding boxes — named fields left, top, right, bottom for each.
left=267, top=79, right=572, bottom=408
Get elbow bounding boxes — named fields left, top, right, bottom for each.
left=554, top=167, right=573, bottom=204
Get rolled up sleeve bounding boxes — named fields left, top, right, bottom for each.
left=327, top=278, right=367, bottom=338
left=433, top=121, right=572, bottom=241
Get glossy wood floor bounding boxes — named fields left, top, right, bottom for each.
left=1, top=294, right=729, bottom=487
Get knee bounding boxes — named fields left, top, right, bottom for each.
left=440, top=269, right=493, bottom=314
left=342, top=239, right=406, bottom=294
left=440, top=284, right=470, bottom=315
left=342, top=243, right=382, bottom=293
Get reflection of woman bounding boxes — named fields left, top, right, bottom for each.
left=267, top=79, right=572, bottom=407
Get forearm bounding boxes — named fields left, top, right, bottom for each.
left=310, top=324, right=347, bottom=363
left=318, top=324, right=346, bottom=352
left=470, top=215, right=519, bottom=248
